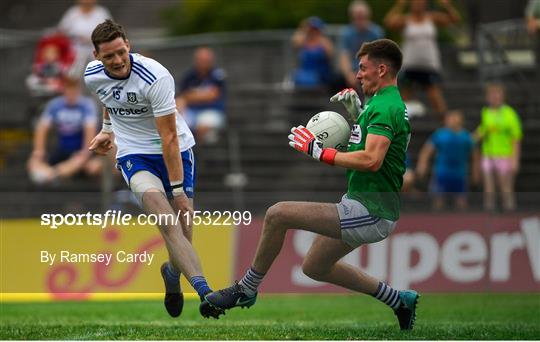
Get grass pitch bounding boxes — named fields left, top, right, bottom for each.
left=1, top=293, right=539, bottom=340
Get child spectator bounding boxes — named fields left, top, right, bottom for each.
left=291, top=17, right=334, bottom=88
left=417, top=110, right=479, bottom=210
left=26, top=33, right=75, bottom=96
left=27, top=78, right=102, bottom=185
left=476, top=83, right=523, bottom=212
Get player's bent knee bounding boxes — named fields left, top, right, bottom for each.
left=131, top=171, right=166, bottom=205
left=264, top=202, right=288, bottom=228
left=302, top=259, right=329, bottom=281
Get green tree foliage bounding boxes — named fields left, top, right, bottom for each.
left=161, top=0, right=395, bottom=35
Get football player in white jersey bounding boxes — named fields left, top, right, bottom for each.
left=85, top=20, right=221, bottom=319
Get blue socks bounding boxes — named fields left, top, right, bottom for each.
left=190, top=276, right=212, bottom=300
left=163, top=262, right=180, bottom=293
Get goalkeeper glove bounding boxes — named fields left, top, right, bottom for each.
left=288, top=125, right=337, bottom=165
left=330, top=88, right=362, bottom=121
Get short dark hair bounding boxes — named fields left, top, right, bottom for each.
left=91, top=19, right=127, bottom=52
left=356, top=39, right=403, bottom=77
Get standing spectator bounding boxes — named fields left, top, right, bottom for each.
left=338, top=0, right=385, bottom=90
left=176, top=47, right=226, bottom=144
left=58, top=0, right=111, bottom=76
left=384, top=0, right=460, bottom=118
left=291, top=17, right=334, bottom=88
left=476, top=83, right=522, bottom=212
left=417, top=110, right=479, bottom=210
left=27, top=78, right=101, bottom=185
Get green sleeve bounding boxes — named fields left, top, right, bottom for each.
left=508, top=106, right=523, bottom=140
left=367, top=108, right=396, bottom=141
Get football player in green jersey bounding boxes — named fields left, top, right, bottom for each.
left=202, top=39, right=418, bottom=330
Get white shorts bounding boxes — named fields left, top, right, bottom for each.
left=336, top=194, right=397, bottom=247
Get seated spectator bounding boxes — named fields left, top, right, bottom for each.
left=26, top=33, right=75, bottom=97
left=291, top=17, right=334, bottom=88
left=338, top=0, right=385, bottom=91
left=176, top=47, right=226, bottom=144
left=416, top=110, right=479, bottom=210
left=384, top=0, right=460, bottom=118
left=27, top=78, right=102, bottom=185
left=476, top=83, right=522, bottom=212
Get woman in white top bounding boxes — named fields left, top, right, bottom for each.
left=385, top=0, right=460, bottom=117
left=58, top=0, right=112, bottom=76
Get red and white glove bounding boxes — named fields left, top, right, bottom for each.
left=288, top=125, right=337, bottom=165
left=330, top=88, right=362, bottom=121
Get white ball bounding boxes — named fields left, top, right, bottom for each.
left=306, top=111, right=350, bottom=151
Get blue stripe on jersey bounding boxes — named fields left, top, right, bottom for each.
left=132, top=62, right=157, bottom=81
left=85, top=64, right=104, bottom=72
left=131, top=69, right=153, bottom=85
left=84, top=67, right=104, bottom=76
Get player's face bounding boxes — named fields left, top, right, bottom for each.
left=94, top=37, right=131, bottom=78
left=357, top=55, right=380, bottom=96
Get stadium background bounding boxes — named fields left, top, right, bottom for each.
left=0, top=0, right=539, bottom=339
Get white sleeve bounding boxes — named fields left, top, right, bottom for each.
left=83, top=75, right=96, bottom=93
left=147, top=74, right=177, bottom=117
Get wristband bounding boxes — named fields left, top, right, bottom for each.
left=320, top=148, right=337, bottom=165
left=102, top=119, right=113, bottom=133
left=171, top=181, right=184, bottom=196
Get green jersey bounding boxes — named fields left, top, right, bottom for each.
left=346, top=85, right=410, bottom=221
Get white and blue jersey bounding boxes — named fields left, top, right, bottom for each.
left=84, top=53, right=196, bottom=197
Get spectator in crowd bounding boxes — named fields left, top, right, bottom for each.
left=291, top=16, right=334, bottom=88
left=26, top=33, right=75, bottom=97
left=27, top=78, right=102, bottom=185
left=526, top=0, right=540, bottom=35
left=526, top=0, right=540, bottom=81
left=338, top=0, right=385, bottom=90
left=58, top=0, right=111, bottom=76
left=476, top=83, right=522, bottom=212
left=416, top=110, right=479, bottom=210
left=176, top=47, right=226, bottom=144
left=384, top=0, right=460, bottom=119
